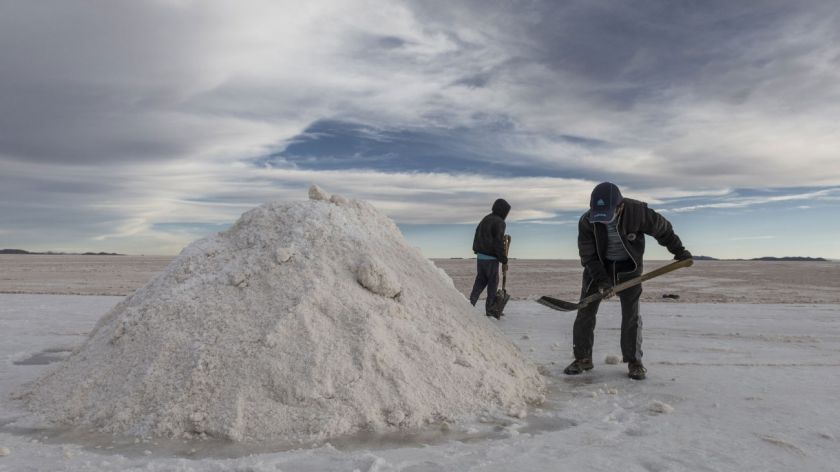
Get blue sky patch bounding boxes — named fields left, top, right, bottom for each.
left=262, top=119, right=607, bottom=178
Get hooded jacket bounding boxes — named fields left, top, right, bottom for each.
left=578, top=198, right=685, bottom=283
left=472, top=199, right=510, bottom=264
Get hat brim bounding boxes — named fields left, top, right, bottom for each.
left=588, top=208, right=616, bottom=223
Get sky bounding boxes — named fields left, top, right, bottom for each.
left=1, top=0, right=839, bottom=259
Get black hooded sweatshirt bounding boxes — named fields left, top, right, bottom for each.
left=578, top=198, right=686, bottom=283
left=472, top=199, right=511, bottom=263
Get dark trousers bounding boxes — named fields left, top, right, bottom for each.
left=572, top=260, right=643, bottom=363
left=469, top=259, right=500, bottom=313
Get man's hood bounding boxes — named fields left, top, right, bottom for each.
left=492, top=199, right=511, bottom=220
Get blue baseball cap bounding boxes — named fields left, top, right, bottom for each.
left=589, top=182, right=623, bottom=223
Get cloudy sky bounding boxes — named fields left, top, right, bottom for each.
left=2, top=0, right=839, bottom=258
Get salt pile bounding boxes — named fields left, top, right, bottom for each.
left=20, top=186, right=545, bottom=441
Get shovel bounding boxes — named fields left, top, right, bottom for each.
left=488, top=234, right=512, bottom=318
left=536, top=258, right=694, bottom=311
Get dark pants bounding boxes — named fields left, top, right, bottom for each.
left=469, top=259, right=500, bottom=314
left=572, top=260, right=643, bottom=363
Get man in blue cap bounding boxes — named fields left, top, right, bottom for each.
left=564, top=182, right=691, bottom=380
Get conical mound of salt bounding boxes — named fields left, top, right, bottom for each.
left=22, top=187, right=545, bottom=441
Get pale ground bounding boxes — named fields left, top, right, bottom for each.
left=3, top=255, right=839, bottom=304
left=0, top=255, right=172, bottom=296
left=1, top=257, right=840, bottom=470
left=435, top=258, right=840, bottom=304
left=1, top=296, right=838, bottom=471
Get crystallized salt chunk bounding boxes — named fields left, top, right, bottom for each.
left=356, top=256, right=401, bottom=298
left=308, top=184, right=330, bottom=201
left=329, top=194, right=349, bottom=206
left=274, top=247, right=293, bottom=263
left=649, top=400, right=675, bottom=414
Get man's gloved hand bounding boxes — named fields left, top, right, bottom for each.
left=594, top=277, right=613, bottom=298
left=674, top=249, right=693, bottom=261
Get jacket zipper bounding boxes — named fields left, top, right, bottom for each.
left=587, top=224, right=603, bottom=293
left=616, top=213, right=639, bottom=278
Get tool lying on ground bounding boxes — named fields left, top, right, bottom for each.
left=536, top=258, right=693, bottom=312
left=487, top=234, right=512, bottom=318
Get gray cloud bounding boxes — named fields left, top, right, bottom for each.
left=1, top=0, right=840, bottom=253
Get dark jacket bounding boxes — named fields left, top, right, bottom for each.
left=473, top=199, right=510, bottom=264
left=578, top=198, right=685, bottom=282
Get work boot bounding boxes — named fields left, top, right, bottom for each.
left=628, top=361, right=647, bottom=380
left=563, top=358, right=594, bottom=375
left=485, top=311, right=501, bottom=320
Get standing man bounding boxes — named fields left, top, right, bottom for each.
left=469, top=198, right=511, bottom=319
left=564, top=182, right=691, bottom=380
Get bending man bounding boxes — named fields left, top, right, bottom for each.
left=564, top=182, right=691, bottom=380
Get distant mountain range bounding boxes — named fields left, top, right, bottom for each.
left=0, top=249, right=124, bottom=256
left=0, top=249, right=830, bottom=261
left=693, top=255, right=828, bottom=262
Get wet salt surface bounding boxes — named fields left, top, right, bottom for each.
left=1, top=407, right=578, bottom=460
left=12, top=348, right=74, bottom=366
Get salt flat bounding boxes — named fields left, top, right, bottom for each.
left=2, top=255, right=839, bottom=303
left=1, top=294, right=839, bottom=471
left=0, top=255, right=172, bottom=296
left=1, top=255, right=839, bottom=470
left=435, top=258, right=840, bottom=304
